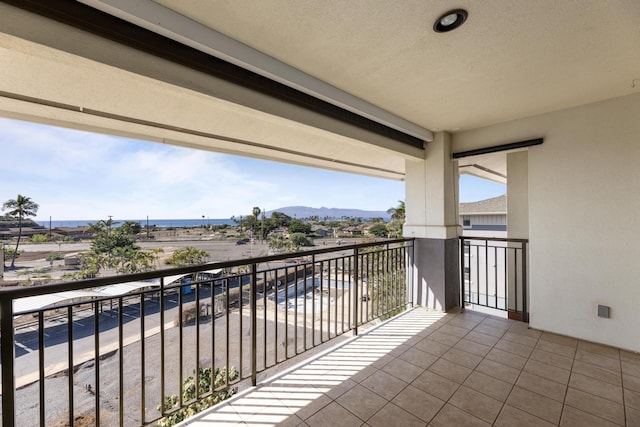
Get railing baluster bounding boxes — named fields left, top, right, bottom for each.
left=251, top=263, right=257, bottom=386
left=353, top=247, right=359, bottom=335
left=118, top=297, right=124, bottom=427
left=67, top=306, right=74, bottom=427
left=39, top=311, right=46, bottom=427
left=139, top=294, right=145, bottom=425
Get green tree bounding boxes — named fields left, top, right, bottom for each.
left=368, top=223, right=388, bottom=237
left=2, top=194, right=39, bottom=268
left=166, top=247, right=209, bottom=267
left=290, top=232, right=313, bottom=249
left=270, top=211, right=292, bottom=228
left=386, top=200, right=406, bottom=238
left=88, top=218, right=138, bottom=269
left=288, top=218, right=311, bottom=234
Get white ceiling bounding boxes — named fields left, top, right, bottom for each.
left=145, top=0, right=640, bottom=133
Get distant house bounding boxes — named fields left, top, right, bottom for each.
left=310, top=225, right=331, bottom=237
left=52, top=226, right=93, bottom=240
left=459, top=195, right=507, bottom=237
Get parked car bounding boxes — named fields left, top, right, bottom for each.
left=236, top=238, right=250, bottom=245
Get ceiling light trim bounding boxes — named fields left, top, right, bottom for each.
left=79, top=0, right=433, bottom=142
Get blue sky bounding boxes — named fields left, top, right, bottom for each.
left=1, top=118, right=505, bottom=221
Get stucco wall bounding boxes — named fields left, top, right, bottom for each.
left=453, top=92, right=640, bottom=352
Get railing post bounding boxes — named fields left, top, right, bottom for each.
left=459, top=237, right=465, bottom=312
left=1, top=296, right=15, bottom=427
left=353, top=247, right=359, bottom=336
left=522, top=241, right=529, bottom=322
left=250, top=262, right=257, bottom=386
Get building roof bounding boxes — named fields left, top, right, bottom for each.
left=459, top=195, right=507, bottom=215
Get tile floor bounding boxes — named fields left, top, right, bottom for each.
left=182, top=308, right=640, bottom=426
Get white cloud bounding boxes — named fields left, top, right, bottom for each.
left=1, top=118, right=406, bottom=220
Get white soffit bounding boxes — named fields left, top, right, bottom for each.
left=141, top=0, right=640, bottom=133
left=78, top=0, right=433, bottom=143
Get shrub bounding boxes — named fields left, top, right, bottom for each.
left=46, top=252, right=64, bottom=261
left=157, top=366, right=239, bottom=427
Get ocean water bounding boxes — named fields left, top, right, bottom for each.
left=36, top=218, right=235, bottom=228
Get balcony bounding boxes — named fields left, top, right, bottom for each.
left=188, top=308, right=639, bottom=426
left=2, top=237, right=639, bottom=426
left=0, top=239, right=413, bottom=426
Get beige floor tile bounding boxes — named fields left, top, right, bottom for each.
left=305, top=402, right=363, bottom=426
left=473, top=324, right=507, bottom=339
left=485, top=347, right=528, bottom=370
left=367, top=402, right=424, bottom=427
left=577, top=340, right=620, bottom=359
left=413, top=337, right=452, bottom=357
left=625, top=387, right=640, bottom=410
left=516, top=371, right=567, bottom=402
left=448, top=385, right=503, bottom=423
left=464, top=330, right=500, bottom=347
left=494, top=404, right=556, bottom=427
left=569, top=372, right=623, bottom=403
left=536, top=339, right=577, bottom=358
left=479, top=317, right=513, bottom=331
left=621, top=350, right=640, bottom=364
left=623, top=360, right=640, bottom=377
left=572, top=359, right=622, bottom=386
left=323, top=378, right=358, bottom=400
left=475, top=358, right=521, bottom=384
left=502, top=331, right=539, bottom=347
left=506, top=386, right=563, bottom=424
left=381, top=357, right=425, bottom=383
left=523, top=358, right=571, bottom=384
left=560, top=405, right=621, bottom=427
left=441, top=347, right=483, bottom=369
left=360, top=370, right=407, bottom=401
left=429, top=330, right=463, bottom=347
left=448, top=314, right=485, bottom=330
left=411, top=370, right=460, bottom=401
left=575, top=349, right=621, bottom=372
left=429, top=403, right=491, bottom=427
left=453, top=338, right=492, bottom=357
left=391, top=384, right=445, bottom=422
left=463, top=371, right=513, bottom=401
left=540, top=331, right=578, bottom=348
left=337, top=384, right=387, bottom=422
left=624, top=372, right=640, bottom=392
left=627, top=406, right=640, bottom=426
left=530, top=348, right=574, bottom=370
left=507, top=322, right=542, bottom=339
left=564, top=387, right=625, bottom=425
left=398, top=346, right=439, bottom=369
left=438, top=323, right=471, bottom=337
left=494, top=338, right=535, bottom=358
left=287, top=393, right=334, bottom=421
left=428, top=357, right=473, bottom=383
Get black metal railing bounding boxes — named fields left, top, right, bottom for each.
left=0, top=238, right=413, bottom=426
left=459, top=237, right=528, bottom=322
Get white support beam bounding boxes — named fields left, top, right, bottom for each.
left=79, top=0, right=433, bottom=143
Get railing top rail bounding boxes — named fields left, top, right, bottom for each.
left=0, top=238, right=414, bottom=300
left=459, top=236, right=529, bottom=244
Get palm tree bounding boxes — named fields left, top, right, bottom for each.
left=386, top=200, right=406, bottom=238
left=387, top=200, right=406, bottom=221
left=2, top=195, right=39, bottom=269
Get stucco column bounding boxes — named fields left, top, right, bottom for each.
left=506, top=150, right=529, bottom=319
left=404, top=132, right=461, bottom=311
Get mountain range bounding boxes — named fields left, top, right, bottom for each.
left=266, top=206, right=390, bottom=220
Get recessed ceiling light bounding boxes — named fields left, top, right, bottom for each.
left=433, top=9, right=468, bottom=33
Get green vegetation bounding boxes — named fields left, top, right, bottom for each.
left=46, top=252, right=64, bottom=261
left=166, top=247, right=209, bottom=267
left=30, top=233, right=52, bottom=243
left=157, top=366, right=239, bottom=427
left=2, top=194, right=39, bottom=268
